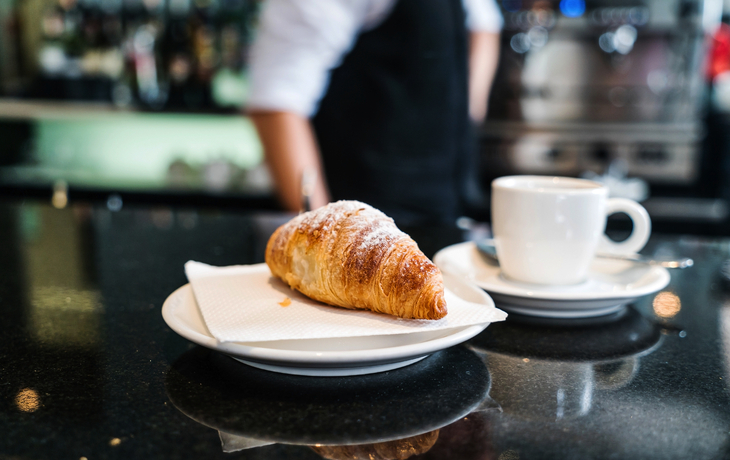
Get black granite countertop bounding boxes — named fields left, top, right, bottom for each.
left=1, top=198, right=730, bottom=460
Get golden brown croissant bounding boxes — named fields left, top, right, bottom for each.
left=265, top=201, right=447, bottom=320
left=310, top=430, right=440, bottom=460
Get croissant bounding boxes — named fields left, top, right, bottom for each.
left=265, top=201, right=447, bottom=320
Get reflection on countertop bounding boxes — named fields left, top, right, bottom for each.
left=1, top=198, right=730, bottom=459
left=471, top=308, right=663, bottom=422
left=165, top=345, right=491, bottom=456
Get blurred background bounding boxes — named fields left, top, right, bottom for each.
left=2, top=0, right=730, bottom=233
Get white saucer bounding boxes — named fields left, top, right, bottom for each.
left=433, top=242, right=671, bottom=318
left=161, top=281, right=492, bottom=377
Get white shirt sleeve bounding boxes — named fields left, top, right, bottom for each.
left=463, top=0, right=503, bottom=33
left=246, top=0, right=501, bottom=117
left=246, top=0, right=389, bottom=117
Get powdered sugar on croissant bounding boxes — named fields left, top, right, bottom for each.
left=265, top=201, right=447, bottom=320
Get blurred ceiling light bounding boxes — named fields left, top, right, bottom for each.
left=628, top=7, right=649, bottom=26
left=598, top=25, right=637, bottom=55
left=528, top=26, right=549, bottom=48
left=559, top=0, right=585, bottom=18
left=39, top=46, right=67, bottom=75
left=653, top=291, right=681, bottom=318
left=647, top=69, right=669, bottom=95
left=16, top=388, right=40, bottom=412
left=106, top=194, right=123, bottom=212
left=535, top=10, right=556, bottom=28
left=170, top=55, right=192, bottom=83
left=592, top=7, right=648, bottom=26
left=601, top=8, right=614, bottom=24
left=516, top=11, right=530, bottom=28
left=599, top=32, right=616, bottom=53
left=52, top=180, right=68, bottom=209
left=511, top=33, right=531, bottom=54
left=133, top=27, right=156, bottom=54
left=614, top=25, right=638, bottom=54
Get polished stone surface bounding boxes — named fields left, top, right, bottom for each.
left=1, top=198, right=730, bottom=459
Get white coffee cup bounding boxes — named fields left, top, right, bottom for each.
left=491, top=175, right=651, bottom=285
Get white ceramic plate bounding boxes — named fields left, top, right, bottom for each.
left=161, top=274, right=493, bottom=377
left=433, top=242, right=671, bottom=318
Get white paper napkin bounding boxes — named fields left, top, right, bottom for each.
left=185, top=261, right=506, bottom=343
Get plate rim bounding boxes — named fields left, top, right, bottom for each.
left=162, top=284, right=491, bottom=368
left=434, top=241, right=671, bottom=302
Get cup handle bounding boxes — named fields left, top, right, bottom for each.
left=597, top=198, right=651, bottom=255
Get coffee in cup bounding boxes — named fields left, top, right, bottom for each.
left=491, top=175, right=651, bottom=285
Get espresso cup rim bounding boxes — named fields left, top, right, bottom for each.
left=492, top=175, right=606, bottom=194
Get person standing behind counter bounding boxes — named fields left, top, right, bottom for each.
left=247, top=0, right=502, bottom=225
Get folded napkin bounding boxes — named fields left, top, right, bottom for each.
left=185, top=261, right=506, bottom=343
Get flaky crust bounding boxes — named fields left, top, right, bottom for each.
left=265, top=201, right=447, bottom=320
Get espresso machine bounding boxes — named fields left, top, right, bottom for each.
left=479, top=0, right=726, bottom=230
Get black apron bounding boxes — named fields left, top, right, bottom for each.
left=312, top=0, right=473, bottom=226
